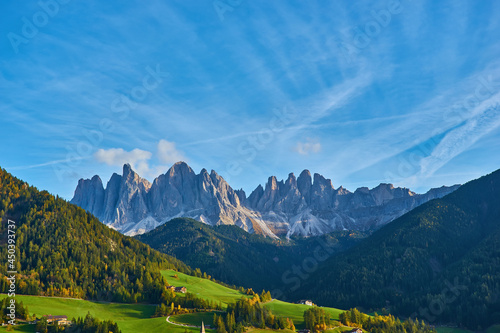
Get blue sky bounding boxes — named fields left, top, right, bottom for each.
left=1, top=0, right=500, bottom=199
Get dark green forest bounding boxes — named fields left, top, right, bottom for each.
left=67, top=313, right=121, bottom=333
left=137, top=217, right=366, bottom=291
left=0, top=167, right=189, bottom=303
left=294, top=169, right=500, bottom=330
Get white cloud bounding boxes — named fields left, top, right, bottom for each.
left=94, top=148, right=152, bottom=166
left=135, top=160, right=152, bottom=177
left=157, top=139, right=185, bottom=164
left=294, top=138, right=321, bottom=155
left=93, top=140, right=186, bottom=179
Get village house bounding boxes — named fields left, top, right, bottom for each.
left=57, top=317, right=72, bottom=326
left=175, top=286, right=187, bottom=293
left=347, top=329, right=363, bottom=333
left=43, top=315, right=71, bottom=326
left=298, top=299, right=314, bottom=306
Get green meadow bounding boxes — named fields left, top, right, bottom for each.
left=169, top=311, right=219, bottom=326
left=2, top=271, right=494, bottom=333
left=0, top=294, right=213, bottom=333
left=264, top=299, right=343, bottom=329
left=0, top=293, right=337, bottom=332
left=161, top=269, right=251, bottom=306
left=161, top=270, right=346, bottom=328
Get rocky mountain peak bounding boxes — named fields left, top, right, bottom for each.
left=71, top=174, right=105, bottom=218
left=168, top=161, right=194, bottom=177
left=72, top=162, right=460, bottom=238
left=297, top=170, right=312, bottom=197
left=336, top=186, right=351, bottom=196
left=235, top=189, right=246, bottom=205
left=122, top=163, right=151, bottom=191
left=312, top=173, right=334, bottom=189
left=375, top=183, right=395, bottom=190
left=247, top=184, right=264, bottom=208
left=266, top=176, right=279, bottom=191
left=285, top=173, right=297, bottom=186
left=209, top=169, right=224, bottom=186
left=123, top=163, right=133, bottom=176
left=355, top=186, right=370, bottom=194
left=90, top=174, right=102, bottom=183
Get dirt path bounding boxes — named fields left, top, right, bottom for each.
left=166, top=315, right=200, bottom=328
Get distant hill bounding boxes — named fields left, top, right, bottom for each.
left=0, top=167, right=189, bottom=303
left=293, top=169, right=500, bottom=330
left=136, top=217, right=366, bottom=292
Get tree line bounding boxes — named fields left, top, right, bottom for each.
left=213, top=294, right=295, bottom=333
left=339, top=308, right=436, bottom=333
left=35, top=312, right=120, bottom=333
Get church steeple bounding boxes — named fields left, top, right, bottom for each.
left=200, top=321, right=205, bottom=333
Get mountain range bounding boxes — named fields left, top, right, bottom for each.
left=71, top=162, right=459, bottom=237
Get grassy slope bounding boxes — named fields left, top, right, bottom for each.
left=0, top=294, right=213, bottom=333
left=170, top=311, right=219, bottom=326
left=162, top=270, right=346, bottom=329
left=0, top=268, right=346, bottom=333
left=0, top=294, right=325, bottom=333
left=161, top=270, right=251, bottom=306
left=264, top=300, right=343, bottom=329
left=247, top=328, right=293, bottom=333
left=1, top=294, right=483, bottom=333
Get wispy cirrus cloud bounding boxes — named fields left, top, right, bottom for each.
left=337, top=67, right=500, bottom=189
left=419, top=99, right=500, bottom=179
left=2, top=0, right=500, bottom=199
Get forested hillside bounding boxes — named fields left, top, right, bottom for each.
left=294, top=169, right=500, bottom=330
left=137, top=217, right=366, bottom=291
left=0, top=167, right=189, bottom=303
